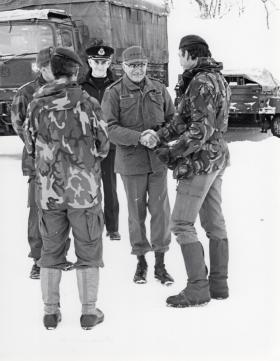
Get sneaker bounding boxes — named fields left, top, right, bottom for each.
left=30, top=263, right=40, bottom=279
left=43, top=311, right=62, bottom=330
left=107, top=231, right=121, bottom=241
left=133, top=255, right=147, bottom=284
left=154, top=266, right=174, bottom=286
left=80, top=308, right=104, bottom=330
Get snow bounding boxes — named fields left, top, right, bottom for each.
left=1, top=1, right=280, bottom=360
left=1, top=133, right=280, bottom=361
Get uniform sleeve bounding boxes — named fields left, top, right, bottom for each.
left=23, top=101, right=38, bottom=158
left=90, top=97, right=110, bottom=160
left=160, top=79, right=216, bottom=159
left=162, top=85, right=175, bottom=123
left=101, top=87, right=141, bottom=146
left=11, top=91, right=29, bottom=143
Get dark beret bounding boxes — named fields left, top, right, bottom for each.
left=179, top=35, right=209, bottom=49
left=85, top=45, right=114, bottom=59
left=52, top=47, right=83, bottom=66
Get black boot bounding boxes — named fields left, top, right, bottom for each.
left=166, top=242, right=210, bottom=307
left=80, top=309, right=104, bottom=330
left=209, top=238, right=229, bottom=299
left=133, top=255, right=147, bottom=284
left=154, top=252, right=174, bottom=285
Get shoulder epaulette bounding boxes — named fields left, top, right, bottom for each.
left=17, top=78, right=37, bottom=92
left=147, top=76, right=163, bottom=84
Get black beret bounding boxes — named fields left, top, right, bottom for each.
left=85, top=45, right=114, bottom=59
left=52, top=47, right=83, bottom=66
left=179, top=35, right=209, bottom=49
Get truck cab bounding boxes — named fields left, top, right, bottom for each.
left=0, top=9, right=83, bottom=135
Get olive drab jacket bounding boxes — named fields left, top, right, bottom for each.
left=157, top=57, right=231, bottom=179
left=23, top=79, right=110, bottom=210
left=101, top=74, right=175, bottom=175
left=11, top=74, right=46, bottom=177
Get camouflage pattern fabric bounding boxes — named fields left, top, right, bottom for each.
left=11, top=75, right=46, bottom=176
left=23, top=79, right=109, bottom=210
left=157, top=57, right=231, bottom=179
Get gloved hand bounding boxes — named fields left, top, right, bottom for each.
left=154, top=145, right=171, bottom=164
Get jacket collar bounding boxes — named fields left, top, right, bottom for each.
left=122, top=74, right=158, bottom=94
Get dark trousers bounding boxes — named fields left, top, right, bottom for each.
left=38, top=205, right=104, bottom=269
left=27, top=177, right=42, bottom=260
left=121, top=169, right=171, bottom=255
left=101, top=148, right=119, bottom=233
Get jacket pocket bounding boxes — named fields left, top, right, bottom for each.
left=120, top=95, right=138, bottom=127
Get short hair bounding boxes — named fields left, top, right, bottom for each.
left=50, top=56, right=79, bottom=79
left=180, top=44, right=211, bottom=59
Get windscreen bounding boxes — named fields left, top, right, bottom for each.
left=0, top=23, right=54, bottom=55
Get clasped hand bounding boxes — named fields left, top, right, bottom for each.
left=139, top=129, right=159, bottom=149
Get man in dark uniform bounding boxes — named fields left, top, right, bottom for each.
left=81, top=42, right=120, bottom=241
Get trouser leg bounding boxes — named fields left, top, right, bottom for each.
left=101, top=148, right=119, bottom=233
left=121, top=174, right=152, bottom=255
left=199, top=169, right=229, bottom=298
left=69, top=206, right=104, bottom=268
left=147, top=169, right=171, bottom=253
left=38, top=209, right=71, bottom=269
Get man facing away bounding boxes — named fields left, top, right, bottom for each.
left=23, top=47, right=110, bottom=329
left=11, top=47, right=73, bottom=279
left=81, top=41, right=120, bottom=241
left=144, top=35, right=231, bottom=307
left=101, top=45, right=175, bottom=285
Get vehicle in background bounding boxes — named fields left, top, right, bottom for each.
left=223, top=68, right=280, bottom=137
left=0, top=0, right=169, bottom=135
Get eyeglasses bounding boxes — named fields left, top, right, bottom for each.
left=124, top=62, right=147, bottom=69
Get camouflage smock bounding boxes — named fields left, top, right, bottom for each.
left=11, top=75, right=46, bottom=176
left=23, top=79, right=110, bottom=210
left=157, top=57, right=231, bottom=179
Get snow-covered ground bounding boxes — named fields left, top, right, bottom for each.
left=0, top=133, right=280, bottom=361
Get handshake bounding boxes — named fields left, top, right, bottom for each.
left=139, top=129, right=159, bottom=149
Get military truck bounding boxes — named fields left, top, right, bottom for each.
left=0, top=0, right=169, bottom=135
left=222, top=68, right=280, bottom=136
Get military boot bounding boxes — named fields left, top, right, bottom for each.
left=166, top=242, right=210, bottom=307
left=209, top=238, right=229, bottom=299
left=41, top=267, right=62, bottom=329
left=154, top=252, right=174, bottom=285
left=76, top=267, right=104, bottom=330
left=133, top=255, right=148, bottom=284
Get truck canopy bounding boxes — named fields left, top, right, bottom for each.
left=223, top=68, right=280, bottom=92
left=0, top=9, right=70, bottom=21
left=0, top=0, right=169, bottom=65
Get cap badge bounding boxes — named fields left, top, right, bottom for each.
left=98, top=47, right=105, bottom=56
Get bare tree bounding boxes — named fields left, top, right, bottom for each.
left=182, top=0, right=279, bottom=27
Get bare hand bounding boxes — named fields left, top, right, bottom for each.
left=140, top=129, right=159, bottom=149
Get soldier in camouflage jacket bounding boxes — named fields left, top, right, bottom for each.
left=11, top=47, right=56, bottom=279
left=23, top=48, right=109, bottom=330
left=145, top=35, right=231, bottom=307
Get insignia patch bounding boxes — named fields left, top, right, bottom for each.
left=98, top=48, right=105, bottom=56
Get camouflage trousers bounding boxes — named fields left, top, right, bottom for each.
left=171, top=168, right=228, bottom=244
left=38, top=205, right=104, bottom=269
